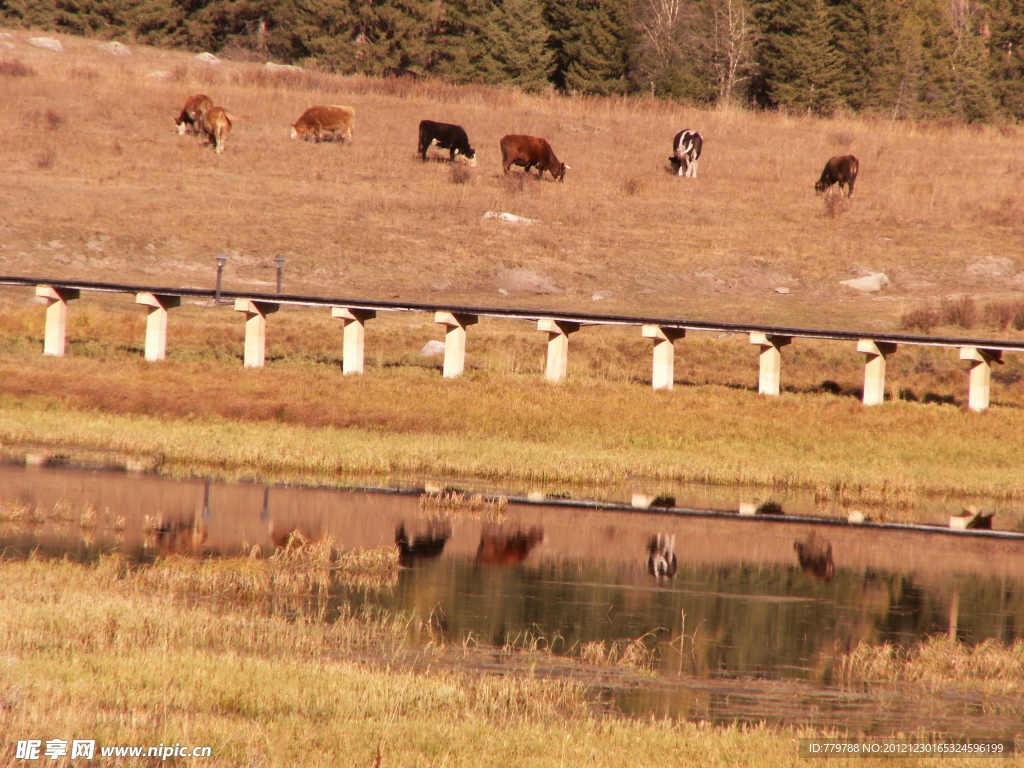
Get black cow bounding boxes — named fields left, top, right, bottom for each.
left=815, top=155, right=859, bottom=197
left=669, top=129, right=702, bottom=178
left=418, top=120, right=476, bottom=165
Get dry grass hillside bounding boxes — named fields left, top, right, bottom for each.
left=2, top=28, right=1022, bottom=333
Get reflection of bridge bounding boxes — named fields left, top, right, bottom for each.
left=5, top=275, right=1024, bottom=411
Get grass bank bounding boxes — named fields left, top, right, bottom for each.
left=0, top=554, right=1014, bottom=767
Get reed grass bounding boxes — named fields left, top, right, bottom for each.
left=2, top=556, right=1010, bottom=767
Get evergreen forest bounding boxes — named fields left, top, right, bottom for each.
left=2, top=0, right=1023, bottom=122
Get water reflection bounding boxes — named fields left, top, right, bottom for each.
left=2, top=462, right=1024, bottom=735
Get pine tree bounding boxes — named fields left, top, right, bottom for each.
left=434, top=0, right=495, bottom=82
left=988, top=0, right=1024, bottom=119
left=478, top=0, right=553, bottom=91
left=546, top=0, right=634, bottom=95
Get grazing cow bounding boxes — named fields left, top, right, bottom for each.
left=290, top=105, right=355, bottom=142
left=175, top=93, right=213, bottom=136
left=669, top=129, right=703, bottom=178
left=500, top=134, right=570, bottom=182
left=476, top=526, right=544, bottom=566
left=647, top=533, right=678, bottom=581
left=815, top=155, right=859, bottom=197
left=794, top=535, right=835, bottom=583
left=418, top=120, right=476, bottom=166
left=198, top=106, right=243, bottom=154
left=383, top=66, right=420, bottom=79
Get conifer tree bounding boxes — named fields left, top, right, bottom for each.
left=434, top=0, right=494, bottom=82
left=546, top=0, right=634, bottom=95
left=478, top=0, right=553, bottom=91
left=987, top=0, right=1024, bottom=118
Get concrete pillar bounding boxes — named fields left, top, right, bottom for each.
left=538, top=318, right=581, bottom=382
left=35, top=285, right=81, bottom=357
left=959, top=346, right=1003, bottom=412
left=331, top=307, right=377, bottom=375
left=135, top=292, right=182, bottom=362
left=642, top=325, right=686, bottom=390
left=857, top=339, right=897, bottom=406
left=234, top=299, right=280, bottom=368
left=749, top=332, right=792, bottom=396
left=435, top=312, right=479, bottom=378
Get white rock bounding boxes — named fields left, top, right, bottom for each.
left=420, top=340, right=446, bottom=357
left=264, top=61, right=302, bottom=72
left=1, top=42, right=15, bottom=50
left=0, top=33, right=13, bottom=40
left=483, top=211, right=540, bottom=225
left=774, top=287, right=790, bottom=294
left=28, top=37, right=62, bottom=53
left=98, top=41, right=131, bottom=56
left=840, top=272, right=890, bottom=293
left=591, top=291, right=611, bottom=301
left=195, top=52, right=221, bottom=65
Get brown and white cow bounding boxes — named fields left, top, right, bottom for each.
left=198, top=106, right=240, bottom=154
left=290, top=105, right=355, bottom=142
left=500, top=134, right=569, bottom=182
left=815, top=155, right=859, bottom=197
left=174, top=93, right=213, bottom=135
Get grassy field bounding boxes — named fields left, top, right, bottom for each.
left=1, top=554, right=1019, bottom=768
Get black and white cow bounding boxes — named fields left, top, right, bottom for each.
left=669, top=129, right=703, bottom=178
left=418, top=120, right=476, bottom=165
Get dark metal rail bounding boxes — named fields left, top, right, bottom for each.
left=2, top=274, right=1023, bottom=351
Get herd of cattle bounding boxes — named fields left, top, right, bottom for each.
left=173, top=92, right=858, bottom=195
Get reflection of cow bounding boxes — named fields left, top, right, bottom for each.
left=150, top=516, right=208, bottom=555
left=794, top=535, right=834, bottom=582
left=647, top=533, right=678, bottom=580
left=395, top=522, right=451, bottom=566
left=476, top=527, right=544, bottom=565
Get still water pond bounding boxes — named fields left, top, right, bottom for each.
left=3, top=462, right=1024, bottom=736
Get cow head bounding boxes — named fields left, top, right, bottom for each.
left=554, top=162, right=570, bottom=182
left=290, top=125, right=301, bottom=140
left=463, top=147, right=477, bottom=167
left=814, top=179, right=828, bottom=195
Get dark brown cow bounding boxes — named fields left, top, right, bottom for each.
left=500, top=134, right=569, bottom=182
left=476, top=526, right=544, bottom=565
left=419, top=120, right=476, bottom=165
left=175, top=93, right=213, bottom=136
left=815, top=155, right=859, bottom=197
left=395, top=522, right=451, bottom=566
left=291, top=105, right=355, bottom=142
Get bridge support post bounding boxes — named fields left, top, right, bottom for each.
left=234, top=299, right=280, bottom=368
left=135, top=293, right=182, bottom=361
left=332, top=307, right=377, bottom=375
left=538, top=318, right=581, bottom=383
left=642, top=325, right=686, bottom=390
left=749, top=333, right=792, bottom=396
left=435, top=312, right=479, bottom=378
left=35, top=285, right=81, bottom=357
left=857, top=340, right=897, bottom=406
left=959, top=346, right=1003, bottom=412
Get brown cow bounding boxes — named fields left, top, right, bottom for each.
left=476, top=526, right=544, bottom=566
left=500, top=134, right=569, bottom=182
left=174, top=93, right=213, bottom=135
left=815, top=155, right=859, bottom=197
left=793, top=535, right=835, bottom=583
left=291, top=105, right=355, bottom=142
left=199, top=106, right=244, bottom=154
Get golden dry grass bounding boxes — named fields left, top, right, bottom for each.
left=0, top=28, right=1023, bottom=333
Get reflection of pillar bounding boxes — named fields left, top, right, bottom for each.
left=434, top=312, right=479, bottom=378
left=642, top=325, right=686, bottom=390
left=959, top=347, right=1003, bottom=412
left=857, top=340, right=897, bottom=406
left=35, top=285, right=81, bottom=357
left=260, top=486, right=270, bottom=522
left=201, top=479, right=211, bottom=523
left=948, top=588, right=960, bottom=642
left=538, top=318, right=580, bottom=383
left=749, top=332, right=792, bottom=396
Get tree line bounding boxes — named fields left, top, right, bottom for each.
left=2, top=0, right=1022, bottom=122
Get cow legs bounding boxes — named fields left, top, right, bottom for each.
left=686, top=159, right=698, bottom=178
